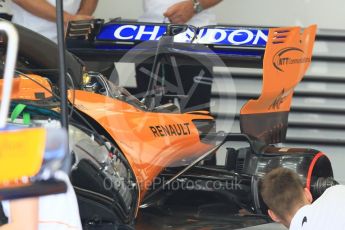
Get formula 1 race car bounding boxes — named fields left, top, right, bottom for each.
left=0, top=19, right=338, bottom=229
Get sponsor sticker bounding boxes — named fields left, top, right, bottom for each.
left=273, top=47, right=312, bottom=72
left=97, top=24, right=268, bottom=47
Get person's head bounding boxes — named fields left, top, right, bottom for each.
left=260, top=168, right=313, bottom=228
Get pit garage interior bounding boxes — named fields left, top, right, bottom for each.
left=130, top=29, right=345, bottom=230
left=1, top=0, right=345, bottom=229
left=100, top=0, right=345, bottom=183
left=96, top=1, right=345, bottom=229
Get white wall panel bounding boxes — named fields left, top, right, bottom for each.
left=94, top=0, right=345, bottom=29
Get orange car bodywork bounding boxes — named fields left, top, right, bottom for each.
left=0, top=74, right=52, bottom=101
left=0, top=74, right=215, bottom=202
left=1, top=25, right=317, bottom=202
left=71, top=90, right=215, bottom=199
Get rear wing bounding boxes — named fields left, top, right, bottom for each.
left=240, top=25, right=317, bottom=144
left=66, top=20, right=317, bottom=144
left=66, top=19, right=269, bottom=67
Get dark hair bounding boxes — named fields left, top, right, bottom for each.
left=260, top=168, right=305, bottom=220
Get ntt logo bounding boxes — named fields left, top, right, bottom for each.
left=273, top=47, right=311, bottom=72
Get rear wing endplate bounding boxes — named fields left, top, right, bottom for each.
left=240, top=25, right=317, bottom=144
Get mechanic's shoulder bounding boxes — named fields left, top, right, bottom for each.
left=321, top=184, right=345, bottom=200
left=326, top=184, right=345, bottom=193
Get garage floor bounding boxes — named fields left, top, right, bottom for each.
left=136, top=213, right=284, bottom=230
left=136, top=213, right=268, bottom=229
left=135, top=205, right=283, bottom=230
